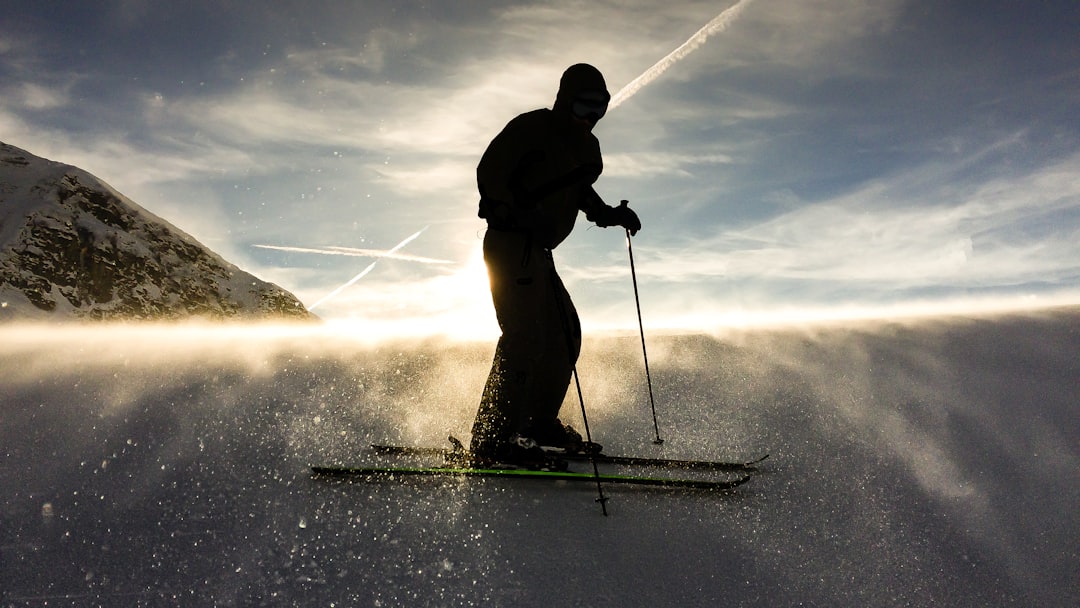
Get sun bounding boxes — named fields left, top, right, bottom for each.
left=427, top=243, right=499, bottom=340
left=317, top=242, right=500, bottom=342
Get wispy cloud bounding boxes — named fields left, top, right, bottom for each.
left=604, top=151, right=735, bottom=178
left=604, top=144, right=1080, bottom=297
left=254, top=244, right=452, bottom=265
left=307, top=227, right=430, bottom=311
left=610, top=0, right=757, bottom=109
left=14, top=83, right=70, bottom=110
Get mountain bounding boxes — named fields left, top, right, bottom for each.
left=0, top=141, right=313, bottom=321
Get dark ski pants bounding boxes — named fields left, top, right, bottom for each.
left=470, top=228, right=581, bottom=455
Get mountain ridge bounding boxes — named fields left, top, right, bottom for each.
left=0, top=141, right=314, bottom=322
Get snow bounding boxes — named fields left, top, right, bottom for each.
left=1, top=310, right=1078, bottom=606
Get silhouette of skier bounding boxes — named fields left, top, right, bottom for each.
left=469, top=63, right=641, bottom=466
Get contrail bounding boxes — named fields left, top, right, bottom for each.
left=307, top=227, right=428, bottom=311
left=609, top=0, right=756, bottom=109
left=254, top=244, right=452, bottom=265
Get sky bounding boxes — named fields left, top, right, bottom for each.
left=2, top=0, right=1079, bottom=335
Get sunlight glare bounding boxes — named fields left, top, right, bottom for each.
left=322, top=243, right=499, bottom=342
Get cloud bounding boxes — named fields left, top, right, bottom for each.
left=14, top=83, right=69, bottom=110
left=253, top=244, right=453, bottom=265
left=3, top=0, right=1078, bottom=329
left=0, top=117, right=256, bottom=189
left=614, top=144, right=1080, bottom=296
left=105, top=0, right=155, bottom=30
left=710, top=0, right=905, bottom=69
left=610, top=0, right=757, bottom=109
left=282, top=30, right=420, bottom=76
left=3, top=0, right=906, bottom=197
left=604, top=151, right=735, bottom=178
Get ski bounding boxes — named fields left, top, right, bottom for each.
left=311, top=465, right=752, bottom=490
left=369, top=443, right=768, bottom=472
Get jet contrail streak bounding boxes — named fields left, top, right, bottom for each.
left=307, top=227, right=428, bottom=311
left=254, top=244, right=452, bottom=264
left=609, top=0, right=755, bottom=109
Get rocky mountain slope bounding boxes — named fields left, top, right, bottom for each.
left=0, top=141, right=313, bottom=321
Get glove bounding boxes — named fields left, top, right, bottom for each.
left=598, top=200, right=641, bottom=236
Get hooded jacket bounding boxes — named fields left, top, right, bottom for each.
left=477, top=64, right=613, bottom=249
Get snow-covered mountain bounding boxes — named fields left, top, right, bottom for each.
left=0, top=141, right=312, bottom=321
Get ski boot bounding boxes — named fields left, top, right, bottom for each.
left=454, top=434, right=568, bottom=471
left=527, top=419, right=602, bottom=455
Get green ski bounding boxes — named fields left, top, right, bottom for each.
left=311, top=465, right=752, bottom=491
left=370, top=442, right=768, bottom=472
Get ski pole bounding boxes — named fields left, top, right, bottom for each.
left=621, top=201, right=664, bottom=445
left=545, top=249, right=609, bottom=515
left=569, top=367, right=608, bottom=514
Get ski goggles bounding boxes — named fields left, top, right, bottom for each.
left=571, top=91, right=609, bottom=123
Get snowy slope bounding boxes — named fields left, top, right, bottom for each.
left=1, top=310, right=1077, bottom=606
left=0, top=141, right=312, bottom=321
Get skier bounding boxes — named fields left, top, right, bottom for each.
left=469, top=63, right=641, bottom=467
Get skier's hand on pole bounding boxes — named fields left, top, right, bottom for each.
left=613, top=199, right=641, bottom=235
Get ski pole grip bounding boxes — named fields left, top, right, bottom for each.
left=620, top=200, right=636, bottom=238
